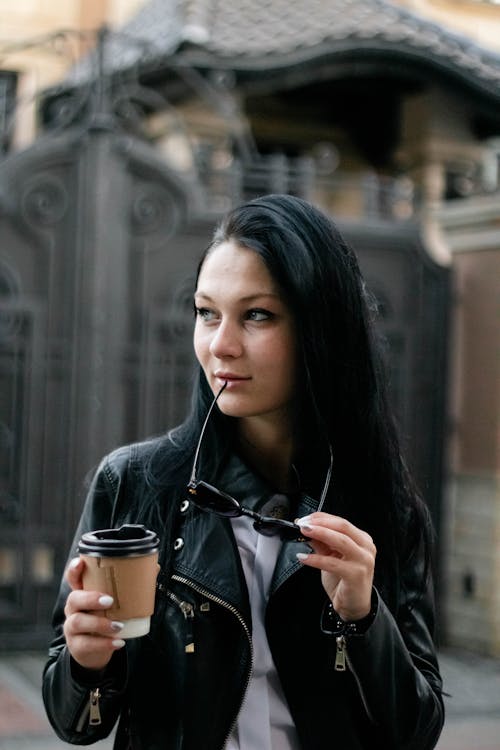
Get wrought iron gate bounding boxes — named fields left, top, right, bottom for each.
left=0, top=116, right=450, bottom=649
left=0, top=119, right=206, bottom=647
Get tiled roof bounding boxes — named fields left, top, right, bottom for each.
left=68, top=0, right=500, bottom=97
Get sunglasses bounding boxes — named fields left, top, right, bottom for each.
left=186, top=382, right=333, bottom=541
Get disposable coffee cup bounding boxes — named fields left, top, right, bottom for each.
left=78, top=524, right=160, bottom=639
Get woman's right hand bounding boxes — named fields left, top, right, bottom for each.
left=63, top=557, right=126, bottom=672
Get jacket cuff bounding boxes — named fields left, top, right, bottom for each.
left=320, top=589, right=379, bottom=636
left=69, top=647, right=127, bottom=690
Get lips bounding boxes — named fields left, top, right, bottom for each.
left=214, top=372, right=250, bottom=383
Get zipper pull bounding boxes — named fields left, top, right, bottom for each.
left=335, top=635, right=347, bottom=672
left=180, top=601, right=195, bottom=653
left=89, top=688, right=102, bottom=725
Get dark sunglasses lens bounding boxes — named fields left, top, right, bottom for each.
left=190, top=483, right=241, bottom=518
left=253, top=518, right=302, bottom=541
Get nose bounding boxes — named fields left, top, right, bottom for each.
left=209, top=319, right=242, bottom=359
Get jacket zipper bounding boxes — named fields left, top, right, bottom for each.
left=335, top=636, right=347, bottom=671
left=89, top=688, right=102, bottom=725
left=75, top=687, right=102, bottom=731
left=335, top=636, right=376, bottom=724
left=170, top=573, right=253, bottom=748
left=165, top=588, right=195, bottom=653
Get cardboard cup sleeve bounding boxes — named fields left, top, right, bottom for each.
left=81, top=552, right=160, bottom=621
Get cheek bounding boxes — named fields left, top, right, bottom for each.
left=193, top=326, right=208, bottom=365
left=282, top=338, right=298, bottom=393
left=272, top=332, right=296, bottom=369
left=261, top=333, right=296, bottom=384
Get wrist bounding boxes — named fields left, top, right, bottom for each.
left=320, top=591, right=378, bottom=636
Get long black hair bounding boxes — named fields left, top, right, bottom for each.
left=149, top=193, right=434, bottom=609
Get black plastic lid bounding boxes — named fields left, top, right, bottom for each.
left=78, top=524, right=159, bottom=557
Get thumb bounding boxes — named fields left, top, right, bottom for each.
left=65, top=556, right=84, bottom=590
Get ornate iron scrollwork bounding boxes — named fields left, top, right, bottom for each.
left=130, top=182, right=181, bottom=240
left=21, top=175, right=68, bottom=227
left=160, top=274, right=197, bottom=342
left=0, top=261, right=22, bottom=342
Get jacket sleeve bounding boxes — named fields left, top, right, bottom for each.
left=344, top=554, right=445, bottom=750
left=42, top=447, right=133, bottom=745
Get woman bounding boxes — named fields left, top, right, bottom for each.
left=43, top=194, right=444, bottom=749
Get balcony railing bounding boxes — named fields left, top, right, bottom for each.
left=196, top=153, right=418, bottom=222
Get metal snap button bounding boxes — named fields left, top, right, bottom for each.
left=173, top=538, right=184, bottom=551
left=180, top=500, right=189, bottom=513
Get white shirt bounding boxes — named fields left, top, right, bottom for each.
left=226, top=502, right=302, bottom=750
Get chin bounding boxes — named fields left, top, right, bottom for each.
left=213, top=391, right=253, bottom=417
left=216, top=400, right=251, bottom=419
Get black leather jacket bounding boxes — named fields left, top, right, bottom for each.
left=42, top=437, right=444, bottom=750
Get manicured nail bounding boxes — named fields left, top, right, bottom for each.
left=296, top=518, right=314, bottom=532
left=98, top=595, right=114, bottom=608
left=296, top=552, right=310, bottom=562
left=112, top=639, right=126, bottom=649
left=110, top=621, right=124, bottom=632
left=296, top=515, right=312, bottom=525
left=68, top=557, right=80, bottom=569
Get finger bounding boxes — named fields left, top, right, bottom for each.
left=69, top=634, right=125, bottom=663
left=297, top=550, right=373, bottom=579
left=306, top=538, right=342, bottom=559
left=64, top=590, right=115, bottom=618
left=65, top=557, right=84, bottom=589
left=64, top=610, right=125, bottom=640
left=297, top=513, right=375, bottom=552
left=296, top=513, right=376, bottom=553
left=296, top=523, right=374, bottom=562
left=297, top=513, right=374, bottom=549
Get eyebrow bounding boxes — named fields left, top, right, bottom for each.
left=194, top=292, right=280, bottom=303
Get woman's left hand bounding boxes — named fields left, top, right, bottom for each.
left=296, top=512, right=376, bottom=622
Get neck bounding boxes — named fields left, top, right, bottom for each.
left=237, top=416, right=295, bottom=492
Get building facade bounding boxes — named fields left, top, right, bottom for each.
left=1, top=0, right=499, bottom=654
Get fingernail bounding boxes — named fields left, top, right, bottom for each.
left=110, top=621, right=124, bottom=632
left=68, top=557, right=80, bottom=570
left=98, top=595, right=114, bottom=607
left=296, top=515, right=312, bottom=525
left=296, top=520, right=313, bottom=532
left=112, top=639, right=126, bottom=649
left=296, top=552, right=310, bottom=562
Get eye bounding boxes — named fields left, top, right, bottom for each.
left=246, top=308, right=273, bottom=322
left=195, top=306, right=218, bottom=322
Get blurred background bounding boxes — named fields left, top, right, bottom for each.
left=0, top=0, right=499, bottom=667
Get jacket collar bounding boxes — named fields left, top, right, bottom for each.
left=172, top=453, right=318, bottom=613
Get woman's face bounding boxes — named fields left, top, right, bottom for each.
left=194, top=240, right=296, bottom=428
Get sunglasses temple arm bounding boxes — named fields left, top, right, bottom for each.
left=189, top=381, right=228, bottom=485
left=317, top=443, right=333, bottom=511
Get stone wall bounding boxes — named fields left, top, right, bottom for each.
left=440, top=210, right=500, bottom=655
